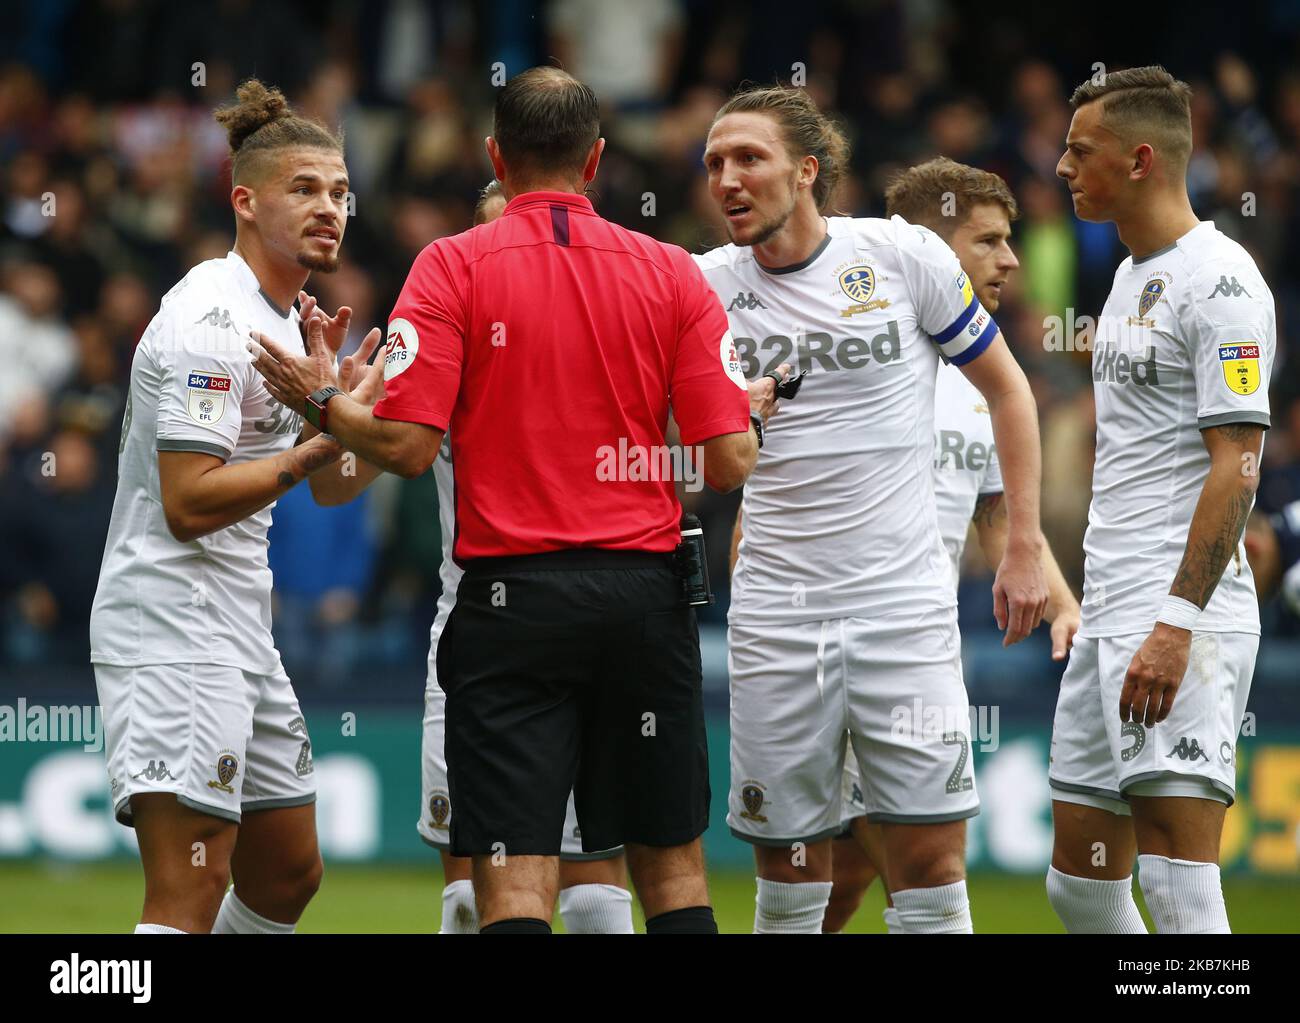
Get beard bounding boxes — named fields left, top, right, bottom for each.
left=297, top=249, right=340, bottom=273
left=724, top=186, right=798, bottom=249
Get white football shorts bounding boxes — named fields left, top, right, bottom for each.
left=95, top=661, right=315, bottom=825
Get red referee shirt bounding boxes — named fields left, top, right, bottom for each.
left=372, top=190, right=750, bottom=560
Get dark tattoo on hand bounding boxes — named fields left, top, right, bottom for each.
left=277, top=470, right=295, bottom=490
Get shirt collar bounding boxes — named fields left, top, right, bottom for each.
left=226, top=249, right=292, bottom=319
left=502, top=190, right=595, bottom=216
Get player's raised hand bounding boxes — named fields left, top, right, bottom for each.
left=338, top=326, right=383, bottom=393
left=297, top=290, right=353, bottom=357
left=248, top=317, right=340, bottom=415
left=1120, top=623, right=1191, bottom=726
left=749, top=362, right=789, bottom=423
left=992, top=545, right=1048, bottom=646
left=341, top=328, right=386, bottom=407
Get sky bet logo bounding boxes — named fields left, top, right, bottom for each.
left=186, top=373, right=231, bottom=392
left=1093, top=346, right=1160, bottom=386
left=733, top=321, right=902, bottom=379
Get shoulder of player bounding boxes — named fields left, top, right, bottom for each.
left=1176, top=229, right=1271, bottom=324
left=144, top=259, right=255, bottom=366
left=691, top=241, right=744, bottom=276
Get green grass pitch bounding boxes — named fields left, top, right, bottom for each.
left=2, top=861, right=1297, bottom=933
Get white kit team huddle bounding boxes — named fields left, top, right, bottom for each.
left=85, top=69, right=1276, bottom=935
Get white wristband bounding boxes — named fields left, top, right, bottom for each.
left=1156, top=595, right=1200, bottom=631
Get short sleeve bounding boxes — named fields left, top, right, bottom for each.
left=669, top=249, right=751, bottom=445
left=372, top=242, right=466, bottom=432
left=980, top=443, right=1004, bottom=496
left=1187, top=262, right=1274, bottom=430
left=893, top=217, right=998, bottom=366
left=154, top=305, right=249, bottom=460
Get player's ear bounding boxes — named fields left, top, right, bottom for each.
left=800, top=153, right=819, bottom=193
left=1130, top=143, right=1156, bottom=182
left=231, top=184, right=256, bottom=224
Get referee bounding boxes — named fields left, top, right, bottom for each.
left=250, top=67, right=768, bottom=934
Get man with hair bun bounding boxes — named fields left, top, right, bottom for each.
left=699, top=85, right=1048, bottom=933
left=90, top=79, right=382, bottom=934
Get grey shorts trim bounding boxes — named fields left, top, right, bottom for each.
left=865, top=806, right=980, bottom=825
left=242, top=794, right=317, bottom=813
left=114, top=791, right=243, bottom=827
left=156, top=438, right=232, bottom=459
left=1048, top=777, right=1127, bottom=803
left=559, top=847, right=625, bottom=863
left=1197, top=411, right=1270, bottom=430
left=1120, top=771, right=1234, bottom=807
left=729, top=824, right=848, bottom=848
left=420, top=832, right=451, bottom=851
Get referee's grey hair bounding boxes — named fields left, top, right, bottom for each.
left=474, top=180, right=505, bottom=225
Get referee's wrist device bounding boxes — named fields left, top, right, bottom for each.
left=304, top=385, right=343, bottom=433
left=750, top=411, right=765, bottom=449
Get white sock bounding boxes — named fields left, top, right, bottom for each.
left=754, top=878, right=833, bottom=934
left=558, top=883, right=634, bottom=934
left=1046, top=866, right=1146, bottom=933
left=211, top=888, right=296, bottom=934
left=440, top=878, right=479, bottom=934
left=882, top=906, right=903, bottom=934
left=1138, top=854, right=1230, bottom=933
left=893, top=880, right=973, bottom=933
left=133, top=923, right=186, bottom=934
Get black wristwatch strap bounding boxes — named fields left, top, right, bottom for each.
left=750, top=411, right=764, bottom=449
left=305, top=385, right=343, bottom=432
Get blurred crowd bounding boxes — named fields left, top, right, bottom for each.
left=1, top=0, right=1298, bottom=682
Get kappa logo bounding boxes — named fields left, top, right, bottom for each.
left=130, top=760, right=175, bottom=782
left=739, top=781, right=768, bottom=823
left=1166, top=736, right=1210, bottom=762
left=195, top=306, right=236, bottom=330
left=1207, top=275, right=1250, bottom=299
left=727, top=291, right=767, bottom=311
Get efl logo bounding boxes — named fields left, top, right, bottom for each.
left=1218, top=342, right=1261, bottom=395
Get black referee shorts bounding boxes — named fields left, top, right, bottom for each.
left=435, top=548, right=709, bottom=857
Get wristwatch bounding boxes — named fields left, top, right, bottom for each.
left=750, top=411, right=765, bottom=449
left=304, top=385, right=343, bottom=433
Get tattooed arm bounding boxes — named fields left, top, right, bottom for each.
left=158, top=435, right=344, bottom=543
left=972, top=492, right=1081, bottom=660
left=1119, top=422, right=1264, bottom=725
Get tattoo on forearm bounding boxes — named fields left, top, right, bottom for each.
left=1215, top=422, right=1260, bottom=443
left=972, top=493, right=1004, bottom=528
left=277, top=443, right=340, bottom=491
left=1170, top=484, right=1255, bottom=608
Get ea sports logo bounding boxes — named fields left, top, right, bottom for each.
left=384, top=317, right=419, bottom=380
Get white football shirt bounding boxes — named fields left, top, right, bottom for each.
left=933, top=362, right=1002, bottom=583
left=1080, top=221, right=1274, bottom=637
left=429, top=432, right=463, bottom=644
left=90, top=251, right=306, bottom=673
left=697, top=215, right=999, bottom=624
